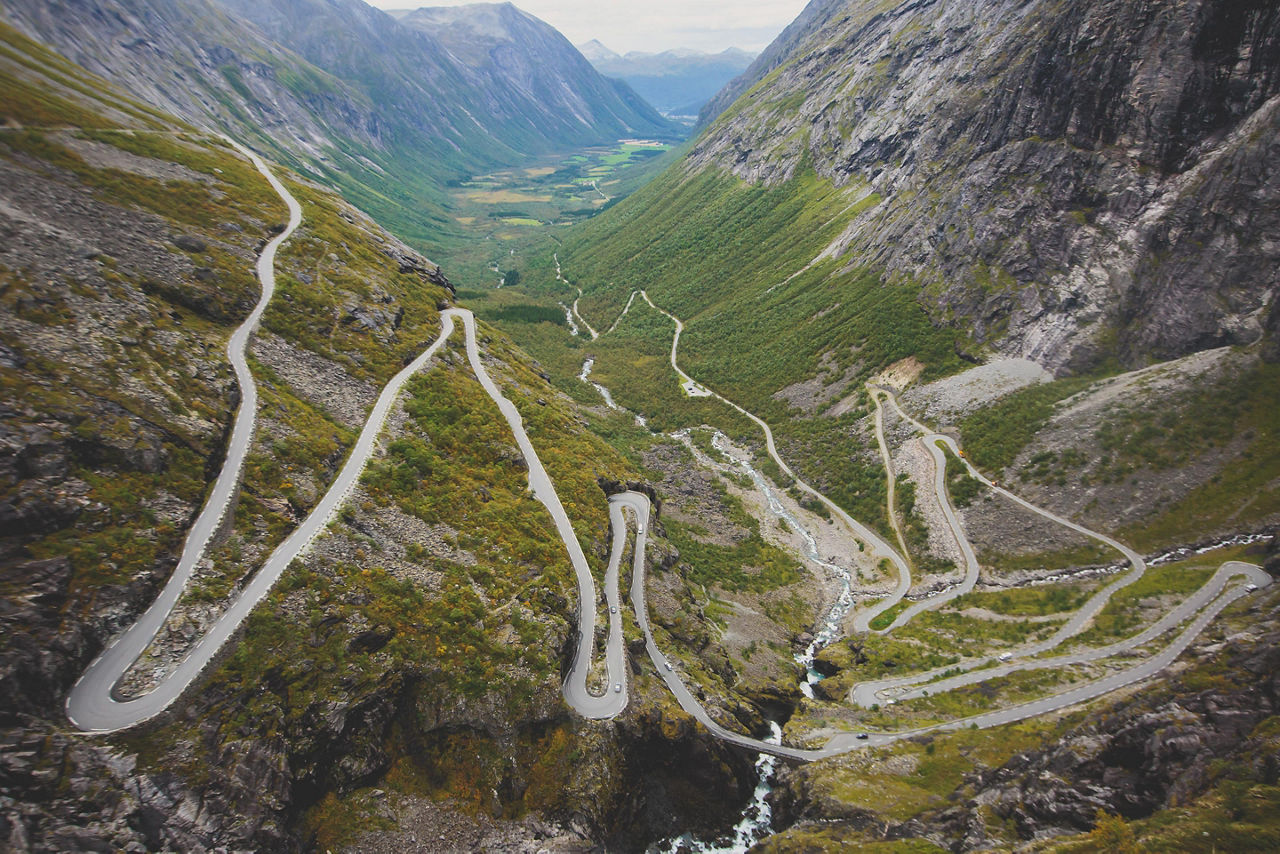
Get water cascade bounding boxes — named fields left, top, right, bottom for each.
left=710, top=433, right=854, bottom=697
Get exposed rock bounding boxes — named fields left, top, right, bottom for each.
left=171, top=234, right=207, bottom=253
left=767, top=618, right=1280, bottom=851
left=689, top=0, right=1280, bottom=373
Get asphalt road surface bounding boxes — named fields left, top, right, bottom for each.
left=69, top=174, right=1274, bottom=761
left=67, top=141, right=302, bottom=732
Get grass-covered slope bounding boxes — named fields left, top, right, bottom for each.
left=510, top=158, right=964, bottom=538
left=0, top=23, right=727, bottom=851
left=2, top=0, right=681, bottom=254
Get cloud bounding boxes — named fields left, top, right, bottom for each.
left=364, top=0, right=808, bottom=53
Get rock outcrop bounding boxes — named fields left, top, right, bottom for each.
left=768, top=618, right=1280, bottom=850
left=690, top=0, right=1280, bottom=373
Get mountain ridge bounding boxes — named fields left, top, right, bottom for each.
left=581, top=41, right=757, bottom=115
left=0, top=0, right=679, bottom=250
left=680, top=0, right=1280, bottom=373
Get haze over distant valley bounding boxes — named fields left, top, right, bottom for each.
left=578, top=40, right=757, bottom=117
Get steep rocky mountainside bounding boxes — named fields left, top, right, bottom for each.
left=697, top=0, right=846, bottom=125
left=0, top=0, right=678, bottom=248
left=399, top=3, right=669, bottom=134
left=759, top=589, right=1280, bottom=852
left=0, top=26, right=761, bottom=853
left=690, top=0, right=1280, bottom=374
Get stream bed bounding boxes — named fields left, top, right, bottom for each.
left=653, top=721, right=782, bottom=854
left=710, top=433, right=855, bottom=697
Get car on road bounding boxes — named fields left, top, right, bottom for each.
left=855, top=733, right=869, bottom=740
left=1247, top=584, right=1259, bottom=592
left=613, top=683, right=622, bottom=693
left=998, top=652, right=1013, bottom=662
left=637, top=524, right=645, bottom=534
left=610, top=605, right=617, bottom=613
left=664, top=661, right=672, bottom=671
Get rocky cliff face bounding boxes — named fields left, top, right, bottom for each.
left=766, top=607, right=1280, bottom=851
left=691, top=0, right=1280, bottom=373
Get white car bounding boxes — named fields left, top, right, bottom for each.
left=610, top=605, right=617, bottom=614
left=664, top=661, right=672, bottom=671
left=637, top=524, right=645, bottom=534
left=998, top=652, right=1013, bottom=662
left=1246, top=584, right=1259, bottom=592
left=613, top=683, right=622, bottom=693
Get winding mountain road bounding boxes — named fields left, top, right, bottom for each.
left=68, top=151, right=1273, bottom=770
left=67, top=140, right=302, bottom=732
left=635, top=290, right=911, bottom=629
left=67, top=147, right=625, bottom=732
left=573, top=287, right=1271, bottom=758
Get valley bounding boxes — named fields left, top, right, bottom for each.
left=439, top=137, right=678, bottom=287
left=1, top=0, right=1279, bottom=852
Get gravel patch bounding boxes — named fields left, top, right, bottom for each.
left=253, top=331, right=379, bottom=430
left=900, top=358, right=1053, bottom=425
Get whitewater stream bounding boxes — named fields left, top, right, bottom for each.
left=579, top=357, right=647, bottom=428
left=654, top=721, right=782, bottom=854
left=710, top=433, right=855, bottom=697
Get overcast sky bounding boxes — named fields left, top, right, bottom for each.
left=364, top=0, right=811, bottom=54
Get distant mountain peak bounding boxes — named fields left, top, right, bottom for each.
left=582, top=44, right=758, bottom=115
left=577, top=38, right=619, bottom=62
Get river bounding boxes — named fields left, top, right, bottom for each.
left=710, top=432, right=855, bottom=697
left=654, top=721, right=782, bottom=854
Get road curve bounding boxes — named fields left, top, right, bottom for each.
left=877, top=561, right=1270, bottom=706
left=69, top=152, right=1273, bottom=760
left=67, top=149, right=623, bottom=731
left=634, top=292, right=911, bottom=631
left=618, top=485, right=1271, bottom=760
left=588, top=303, right=1272, bottom=757
left=67, top=141, right=302, bottom=732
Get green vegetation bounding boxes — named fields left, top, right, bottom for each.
left=896, top=475, right=957, bottom=576
left=977, top=541, right=1118, bottom=578
left=488, top=302, right=566, bottom=326
left=774, top=415, right=892, bottom=543
left=662, top=482, right=805, bottom=593
left=0, top=47, right=290, bottom=599
left=958, top=375, right=1094, bottom=472
left=551, top=166, right=961, bottom=417
left=948, top=582, right=1095, bottom=617
left=437, top=139, right=683, bottom=287
left=817, top=634, right=961, bottom=685
left=1064, top=561, right=1216, bottom=649
left=579, top=298, right=756, bottom=436
left=1037, top=721, right=1280, bottom=853
left=796, top=718, right=1061, bottom=823
left=944, top=446, right=984, bottom=507
left=1116, top=361, right=1280, bottom=549
left=894, top=609, right=1064, bottom=654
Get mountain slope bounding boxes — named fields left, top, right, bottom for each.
left=584, top=45, right=757, bottom=115
left=568, top=0, right=1280, bottom=378
left=542, top=0, right=1280, bottom=612
left=0, top=0, right=678, bottom=250
left=0, top=21, right=773, bottom=852
left=400, top=3, right=676, bottom=138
